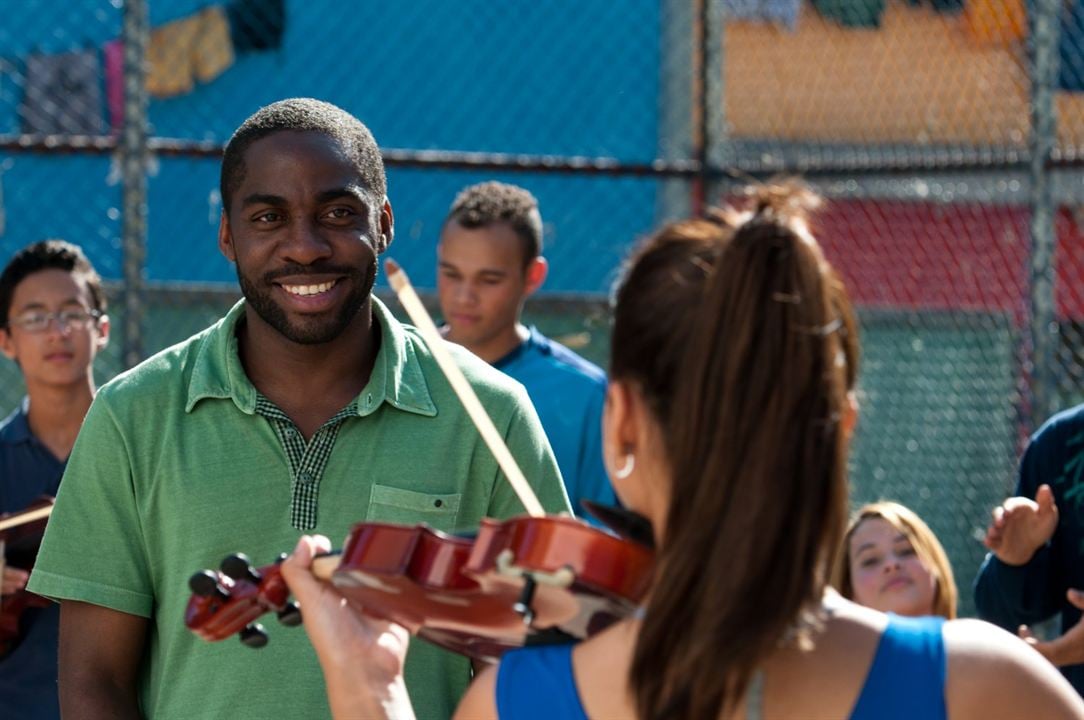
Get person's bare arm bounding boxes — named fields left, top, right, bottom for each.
left=59, top=601, right=148, bottom=720
left=454, top=664, right=499, bottom=720
left=945, top=618, right=1084, bottom=720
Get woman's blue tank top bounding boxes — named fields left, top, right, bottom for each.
left=494, top=614, right=947, bottom=720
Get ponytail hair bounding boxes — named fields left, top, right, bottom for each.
left=614, top=181, right=858, bottom=720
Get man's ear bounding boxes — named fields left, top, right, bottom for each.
left=218, top=212, right=236, bottom=262
left=524, top=257, right=548, bottom=296
left=377, top=197, right=394, bottom=254
left=0, top=328, right=14, bottom=362
left=603, top=380, right=639, bottom=472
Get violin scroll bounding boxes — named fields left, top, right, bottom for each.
left=184, top=553, right=300, bottom=647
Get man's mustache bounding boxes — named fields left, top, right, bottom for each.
left=262, top=264, right=360, bottom=283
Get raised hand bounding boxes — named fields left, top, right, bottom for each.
left=1019, top=589, right=1084, bottom=667
left=984, top=484, right=1059, bottom=566
left=280, top=535, right=415, bottom=720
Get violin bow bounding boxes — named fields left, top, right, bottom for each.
left=385, top=259, right=545, bottom=518
left=0, top=504, right=52, bottom=532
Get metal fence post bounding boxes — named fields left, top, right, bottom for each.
left=1028, top=0, right=1059, bottom=429
left=121, top=0, right=149, bottom=368
left=702, top=0, right=725, bottom=206
left=658, top=0, right=696, bottom=223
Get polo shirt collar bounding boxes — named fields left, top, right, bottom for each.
left=360, top=296, right=437, bottom=418
left=0, top=397, right=32, bottom=445
left=185, top=297, right=437, bottom=418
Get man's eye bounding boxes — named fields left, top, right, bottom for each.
left=20, top=313, right=48, bottom=327
left=325, top=207, right=354, bottom=219
left=59, top=311, right=88, bottom=323
left=254, top=212, right=282, bottom=223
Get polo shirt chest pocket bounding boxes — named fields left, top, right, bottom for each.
left=366, top=484, right=462, bottom=533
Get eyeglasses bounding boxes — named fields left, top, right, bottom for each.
left=6, top=308, right=102, bottom=333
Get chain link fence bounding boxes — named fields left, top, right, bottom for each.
left=0, top=0, right=1081, bottom=616
left=717, top=1, right=1082, bottom=615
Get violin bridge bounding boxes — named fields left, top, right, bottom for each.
left=493, top=548, right=575, bottom=587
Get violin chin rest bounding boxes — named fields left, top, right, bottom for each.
left=581, top=501, right=655, bottom=550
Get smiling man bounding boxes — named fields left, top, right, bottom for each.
left=27, top=99, right=569, bottom=720
left=0, top=240, right=108, bottom=720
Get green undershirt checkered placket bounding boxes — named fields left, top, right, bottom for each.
left=254, top=394, right=357, bottom=530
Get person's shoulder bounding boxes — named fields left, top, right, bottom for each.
left=942, top=618, right=1084, bottom=719
left=454, top=662, right=499, bottom=720
left=525, top=330, right=606, bottom=387
left=0, top=404, right=24, bottom=439
left=94, top=322, right=219, bottom=407
left=1033, top=403, right=1084, bottom=444
left=403, top=324, right=528, bottom=401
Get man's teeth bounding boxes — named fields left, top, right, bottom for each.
left=283, top=281, right=336, bottom=296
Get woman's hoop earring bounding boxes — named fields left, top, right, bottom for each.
left=614, top=453, right=636, bottom=480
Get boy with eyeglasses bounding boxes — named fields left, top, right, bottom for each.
left=0, top=239, right=108, bottom=720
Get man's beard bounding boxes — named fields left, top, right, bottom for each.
left=236, top=261, right=375, bottom=345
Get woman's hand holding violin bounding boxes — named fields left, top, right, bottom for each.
left=280, top=535, right=415, bottom=720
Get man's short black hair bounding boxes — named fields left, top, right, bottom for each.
left=0, top=240, right=106, bottom=323
left=220, top=98, right=387, bottom=212
left=443, top=182, right=543, bottom=265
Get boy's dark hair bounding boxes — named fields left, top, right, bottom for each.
left=0, top=240, right=106, bottom=324
left=444, top=182, right=543, bottom=266
left=220, top=97, right=387, bottom=212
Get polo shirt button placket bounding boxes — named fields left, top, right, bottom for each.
left=299, top=470, right=314, bottom=485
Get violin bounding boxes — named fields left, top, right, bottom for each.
left=0, top=497, right=55, bottom=657
left=185, top=514, right=652, bottom=661
left=184, top=261, right=654, bottom=660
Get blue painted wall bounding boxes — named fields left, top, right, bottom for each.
left=0, top=1, right=663, bottom=292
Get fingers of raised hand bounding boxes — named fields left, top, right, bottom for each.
left=1037, top=484, right=1059, bottom=515
left=1001, top=496, right=1039, bottom=516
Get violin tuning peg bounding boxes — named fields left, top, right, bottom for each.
left=189, top=570, right=225, bottom=599
left=220, top=553, right=260, bottom=583
left=239, top=623, right=269, bottom=649
left=277, top=602, right=302, bottom=627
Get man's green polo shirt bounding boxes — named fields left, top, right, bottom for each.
left=29, top=297, right=570, bottom=719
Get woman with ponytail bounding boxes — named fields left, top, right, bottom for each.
left=280, top=182, right=1083, bottom=720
